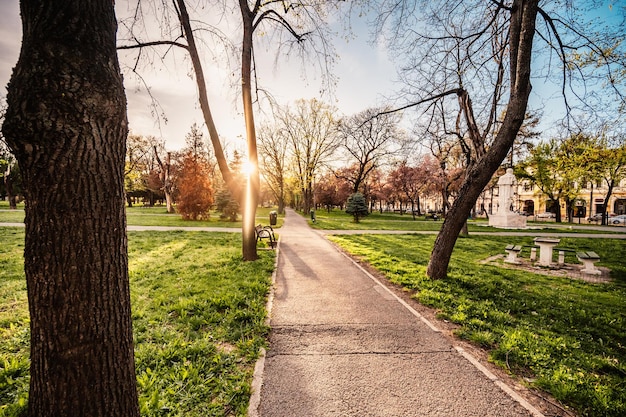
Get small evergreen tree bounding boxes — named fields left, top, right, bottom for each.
left=215, top=187, right=240, bottom=222
left=346, top=192, right=369, bottom=223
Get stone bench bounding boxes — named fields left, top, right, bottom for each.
left=576, top=251, right=601, bottom=275
left=554, top=247, right=577, bottom=265
left=504, top=244, right=522, bottom=264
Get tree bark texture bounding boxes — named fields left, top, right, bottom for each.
left=2, top=1, right=140, bottom=416
left=427, top=0, right=539, bottom=279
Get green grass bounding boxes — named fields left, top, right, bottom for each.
left=307, top=208, right=624, bottom=233
left=328, top=233, right=626, bottom=417
left=0, top=229, right=275, bottom=417
left=0, top=202, right=283, bottom=229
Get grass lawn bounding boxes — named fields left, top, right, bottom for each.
left=308, top=207, right=624, bottom=234
left=328, top=233, right=626, bottom=417
left=0, top=228, right=275, bottom=417
left=0, top=201, right=283, bottom=229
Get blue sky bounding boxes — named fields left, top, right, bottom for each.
left=0, top=1, right=397, bottom=151
left=1, top=2, right=623, bottom=152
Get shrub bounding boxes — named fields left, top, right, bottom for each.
left=215, top=188, right=240, bottom=222
left=345, top=192, right=369, bottom=223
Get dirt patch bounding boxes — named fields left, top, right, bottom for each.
left=483, top=254, right=612, bottom=284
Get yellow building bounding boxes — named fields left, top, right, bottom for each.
left=516, top=178, right=626, bottom=221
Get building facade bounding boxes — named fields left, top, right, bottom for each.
left=516, top=179, right=626, bottom=220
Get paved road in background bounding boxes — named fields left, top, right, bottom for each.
left=250, top=208, right=542, bottom=417
left=318, top=229, right=626, bottom=239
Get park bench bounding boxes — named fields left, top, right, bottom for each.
left=425, top=212, right=439, bottom=221
left=504, top=244, right=522, bottom=264
left=576, top=251, right=601, bottom=275
left=255, top=224, right=277, bottom=249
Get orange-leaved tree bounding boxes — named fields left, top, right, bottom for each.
left=176, top=151, right=215, bottom=220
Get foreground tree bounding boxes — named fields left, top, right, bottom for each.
left=2, top=1, right=139, bottom=416
left=375, top=0, right=624, bottom=279
left=425, top=0, right=537, bottom=279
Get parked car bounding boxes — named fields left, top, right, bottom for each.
left=587, top=213, right=607, bottom=222
left=536, top=212, right=556, bottom=219
left=611, top=214, right=626, bottom=225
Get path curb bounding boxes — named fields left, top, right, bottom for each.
left=330, top=234, right=546, bottom=417
left=248, top=237, right=280, bottom=417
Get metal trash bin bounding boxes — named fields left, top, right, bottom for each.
left=310, top=209, right=316, bottom=222
left=269, top=210, right=277, bottom=226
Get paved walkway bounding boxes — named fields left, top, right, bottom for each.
left=250, top=209, right=543, bottom=417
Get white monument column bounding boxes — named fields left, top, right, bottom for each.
left=489, top=168, right=527, bottom=228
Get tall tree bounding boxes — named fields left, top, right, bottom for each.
left=374, top=0, right=624, bottom=279
left=275, top=98, right=341, bottom=213
left=258, top=123, right=288, bottom=214
left=118, top=0, right=340, bottom=260
left=580, top=131, right=626, bottom=224
left=337, top=107, right=406, bottom=194
left=516, top=139, right=580, bottom=223
left=2, top=1, right=139, bottom=416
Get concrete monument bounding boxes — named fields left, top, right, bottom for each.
left=489, top=168, right=527, bottom=228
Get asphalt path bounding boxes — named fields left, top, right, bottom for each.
left=249, top=209, right=546, bottom=417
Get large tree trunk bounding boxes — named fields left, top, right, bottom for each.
left=2, top=1, right=140, bottom=416
left=427, top=0, right=538, bottom=280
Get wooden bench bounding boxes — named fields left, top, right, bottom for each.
left=504, top=244, right=522, bottom=264
left=577, top=251, right=601, bottom=275
left=255, top=224, right=277, bottom=249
